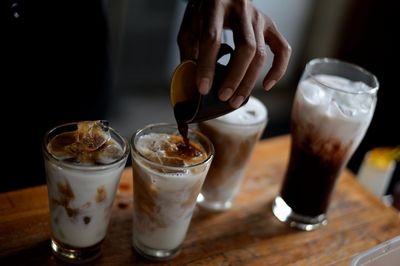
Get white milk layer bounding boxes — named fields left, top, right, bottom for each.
left=45, top=161, right=125, bottom=248
left=205, top=96, right=268, bottom=136
left=294, top=74, right=376, bottom=148
left=132, top=164, right=204, bottom=250
left=132, top=133, right=211, bottom=250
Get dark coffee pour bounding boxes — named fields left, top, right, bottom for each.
left=173, top=101, right=207, bottom=158
left=173, top=100, right=198, bottom=146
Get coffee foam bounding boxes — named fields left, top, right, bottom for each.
left=201, top=96, right=267, bottom=137
left=295, top=74, right=376, bottom=146
left=216, top=96, right=267, bottom=125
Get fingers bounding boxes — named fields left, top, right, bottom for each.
left=219, top=1, right=256, bottom=108
left=228, top=11, right=267, bottom=108
left=177, top=0, right=201, bottom=61
left=262, top=20, right=292, bottom=91
left=178, top=0, right=291, bottom=101
left=196, top=0, right=224, bottom=95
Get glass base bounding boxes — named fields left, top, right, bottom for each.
left=133, top=238, right=181, bottom=261
left=272, top=196, right=328, bottom=231
left=196, top=193, right=233, bottom=211
left=51, top=238, right=102, bottom=263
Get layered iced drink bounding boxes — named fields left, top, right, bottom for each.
left=273, top=58, right=379, bottom=230
left=43, top=121, right=129, bottom=262
left=197, top=96, right=267, bottom=211
left=130, top=123, right=213, bottom=260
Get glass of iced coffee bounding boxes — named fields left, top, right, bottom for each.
left=130, top=123, right=214, bottom=260
left=272, top=58, right=379, bottom=231
left=42, top=121, right=129, bottom=262
left=197, top=96, right=267, bottom=211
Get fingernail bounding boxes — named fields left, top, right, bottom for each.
left=264, top=80, right=276, bottom=91
left=199, top=78, right=210, bottom=95
left=230, top=95, right=245, bottom=109
left=219, top=88, right=233, bottom=101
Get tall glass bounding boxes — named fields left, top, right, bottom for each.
left=197, top=96, right=267, bottom=211
left=43, top=121, right=129, bottom=262
left=272, top=58, right=379, bottom=231
left=130, top=123, right=214, bottom=260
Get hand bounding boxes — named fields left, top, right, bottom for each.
left=178, top=0, right=291, bottom=108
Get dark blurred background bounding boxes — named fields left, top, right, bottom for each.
left=1, top=0, right=398, bottom=195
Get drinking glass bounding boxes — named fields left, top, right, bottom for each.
left=197, top=96, right=267, bottom=211
left=130, top=123, right=214, bottom=260
left=272, top=58, right=379, bottom=231
left=43, top=121, right=129, bottom=262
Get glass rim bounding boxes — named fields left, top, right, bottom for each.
left=42, top=121, right=130, bottom=170
left=205, top=96, right=268, bottom=127
left=207, top=113, right=268, bottom=127
left=130, top=122, right=214, bottom=171
left=305, top=57, right=379, bottom=94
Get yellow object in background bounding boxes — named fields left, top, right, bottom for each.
left=358, top=147, right=398, bottom=198
left=367, top=147, right=400, bottom=170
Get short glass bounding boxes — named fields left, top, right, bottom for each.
left=197, top=96, right=267, bottom=211
left=272, top=58, right=379, bottom=231
left=130, top=123, right=214, bottom=260
left=43, top=121, right=129, bottom=262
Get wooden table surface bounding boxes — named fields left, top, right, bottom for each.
left=1, top=135, right=399, bottom=265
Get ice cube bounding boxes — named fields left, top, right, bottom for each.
left=358, top=94, right=375, bottom=114
left=336, top=100, right=357, bottom=117
left=347, top=80, right=373, bottom=94
left=48, top=132, right=78, bottom=159
left=96, top=142, right=124, bottom=164
left=77, top=120, right=111, bottom=151
left=135, top=133, right=207, bottom=168
left=316, top=74, right=349, bottom=90
left=346, top=81, right=375, bottom=114
left=331, top=81, right=374, bottom=118
left=157, top=156, right=185, bottom=167
left=150, top=143, right=186, bottom=167
left=299, top=79, right=328, bottom=106
left=48, top=120, right=122, bottom=165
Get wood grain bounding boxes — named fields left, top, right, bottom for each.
left=1, top=135, right=399, bottom=265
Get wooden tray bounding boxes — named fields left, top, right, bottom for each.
left=1, top=135, right=399, bottom=265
